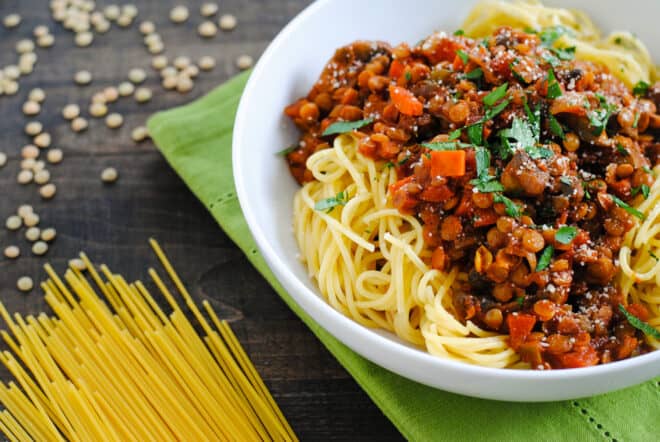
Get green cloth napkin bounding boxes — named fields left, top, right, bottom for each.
left=148, top=72, right=659, bottom=442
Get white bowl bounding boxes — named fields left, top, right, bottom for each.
left=233, top=0, right=660, bottom=401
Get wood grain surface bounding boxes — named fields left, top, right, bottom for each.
left=0, top=1, right=402, bottom=440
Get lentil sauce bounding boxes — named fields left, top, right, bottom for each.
left=284, top=27, right=660, bottom=369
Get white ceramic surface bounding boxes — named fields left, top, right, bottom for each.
left=233, top=0, right=660, bottom=401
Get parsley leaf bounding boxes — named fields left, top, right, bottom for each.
left=516, top=296, right=525, bottom=307
left=484, top=98, right=512, bottom=120
left=423, top=141, right=471, bottom=151
left=470, top=147, right=505, bottom=193
left=456, top=49, right=469, bottom=64
left=588, top=97, right=616, bottom=135
left=448, top=129, right=462, bottom=140
left=322, top=118, right=374, bottom=136
left=405, top=71, right=412, bottom=82
left=632, top=80, right=650, bottom=97
left=509, top=63, right=528, bottom=84
left=493, top=193, right=521, bottom=218
left=467, top=123, right=483, bottom=145
left=499, top=117, right=536, bottom=150
left=453, top=29, right=465, bottom=36
left=541, top=52, right=560, bottom=68
left=539, top=25, right=573, bottom=47
left=546, top=69, right=562, bottom=99
left=536, top=245, right=554, bottom=271
left=551, top=46, right=575, bottom=61
left=470, top=178, right=505, bottom=193
left=484, top=83, right=509, bottom=107
left=642, top=166, right=657, bottom=177
left=632, top=112, right=640, bottom=129
left=616, top=143, right=629, bottom=156
left=465, top=67, right=484, bottom=80
left=315, top=191, right=349, bottom=213
left=474, top=147, right=491, bottom=180
left=384, top=161, right=394, bottom=169
left=632, top=184, right=650, bottom=199
left=276, top=144, right=297, bottom=156
left=650, top=251, right=659, bottom=262
left=398, top=155, right=410, bottom=166
left=611, top=194, right=646, bottom=220
left=560, top=176, right=572, bottom=186
left=618, top=304, right=660, bottom=339
left=548, top=114, right=565, bottom=139
left=555, top=226, right=577, bottom=244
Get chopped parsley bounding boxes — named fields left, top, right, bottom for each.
left=632, top=80, right=650, bottom=97
left=423, top=141, right=471, bottom=151
left=516, top=296, right=525, bottom=307
left=632, top=184, right=650, bottom=199
left=588, top=96, right=616, bottom=135
left=498, top=117, right=552, bottom=159
left=465, top=67, right=484, bottom=80
left=384, top=161, right=394, bottom=169
left=616, top=143, right=629, bottom=156
left=397, top=155, right=410, bottom=166
left=484, top=98, right=512, bottom=120
left=611, top=195, right=646, bottom=220
left=467, top=123, right=483, bottom=145
left=322, top=118, right=374, bottom=136
left=541, top=52, right=560, bottom=68
left=470, top=147, right=504, bottom=193
left=448, top=129, right=462, bottom=140
left=484, top=82, right=509, bottom=107
left=555, top=226, right=577, bottom=244
left=456, top=49, right=469, bottom=65
left=618, top=304, right=660, bottom=339
left=405, top=71, right=412, bottom=82
left=546, top=69, right=562, bottom=99
left=276, top=144, right=297, bottom=156
left=539, top=25, right=573, bottom=48
left=548, top=114, right=565, bottom=139
left=536, top=245, right=555, bottom=271
left=560, top=176, right=572, bottom=186
left=551, top=46, right=576, bottom=61
left=453, top=29, right=465, bottom=36
left=650, top=251, right=659, bottom=262
left=632, top=112, right=640, bottom=129
left=493, top=193, right=521, bottom=218
left=315, top=191, right=349, bottom=213
left=642, top=166, right=657, bottom=177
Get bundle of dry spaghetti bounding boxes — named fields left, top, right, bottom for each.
left=0, top=239, right=297, bottom=442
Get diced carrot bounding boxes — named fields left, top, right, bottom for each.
left=557, top=347, right=599, bottom=368
left=506, top=313, right=536, bottom=350
left=430, top=150, right=466, bottom=177
left=388, top=175, right=414, bottom=196
left=389, top=85, right=424, bottom=116
left=389, top=60, right=405, bottom=79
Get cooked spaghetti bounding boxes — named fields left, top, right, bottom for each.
left=0, top=240, right=297, bottom=441
left=284, top=1, right=660, bottom=369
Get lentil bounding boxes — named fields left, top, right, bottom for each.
left=25, top=227, right=40, bottom=242
left=39, top=183, right=56, bottom=199
left=71, top=117, right=89, bottom=132
left=17, top=170, right=33, bottom=184
left=170, top=6, right=189, bottom=23
left=25, top=121, right=43, bottom=136
left=101, top=167, right=118, bottom=183
left=105, top=113, right=123, bottom=129
left=62, top=104, right=80, bottom=120
left=74, top=70, right=93, bottom=85
left=40, top=228, right=56, bottom=242
left=6, top=216, right=22, bottom=230
left=32, top=241, right=48, bottom=256
left=219, top=14, right=237, bottom=31
left=17, top=277, right=33, bottom=292
left=4, top=246, right=20, bottom=259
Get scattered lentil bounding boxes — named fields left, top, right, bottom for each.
left=198, top=21, right=217, bottom=38
left=131, top=126, right=149, bottom=142
left=134, top=87, right=152, bottom=103
left=200, top=3, right=219, bottom=17
left=21, top=145, right=39, bottom=159
left=75, top=31, right=93, bottom=47
left=173, top=56, right=191, bottom=70
left=17, top=205, right=33, bottom=218
left=17, top=277, right=33, bottom=292
left=6, top=215, right=22, bottom=230
left=4, top=246, right=20, bottom=259
left=4, top=65, right=21, bottom=79
left=198, top=55, right=216, bottom=71
left=37, top=34, right=55, bottom=48
left=103, top=86, right=119, bottom=102
left=71, top=117, right=89, bottom=132
left=184, top=65, right=199, bottom=78
left=23, top=101, right=41, bottom=116
left=23, top=212, right=39, bottom=227
left=139, top=21, right=155, bottom=35
left=33, top=25, right=49, bottom=38
left=62, top=104, right=80, bottom=120
left=17, top=169, right=33, bottom=184
left=151, top=55, right=168, bottom=70
left=28, top=88, right=45, bottom=102
left=25, top=121, right=43, bottom=136
left=69, top=258, right=86, bottom=270
left=3, top=81, right=19, bottom=95
left=47, top=148, right=63, bottom=164
left=122, top=5, right=138, bottom=18
left=3, top=13, right=21, bottom=29
left=160, top=66, right=177, bottom=78
left=118, top=81, right=135, bottom=96
left=34, top=169, right=50, bottom=185
left=20, top=158, right=35, bottom=170
left=40, top=183, right=56, bottom=199
left=170, top=6, right=189, bottom=23
left=32, top=241, right=48, bottom=256
left=176, top=75, right=193, bottom=93
left=219, top=14, right=237, bottom=31
left=89, top=103, right=108, bottom=118
left=40, top=228, right=56, bottom=242
left=0, top=152, right=6, bottom=167
left=162, top=76, right=177, bottom=90
left=33, top=160, right=45, bottom=172
left=236, top=54, right=253, bottom=70
left=74, top=70, right=92, bottom=85
left=25, top=227, right=40, bottom=242
left=34, top=132, right=51, bottom=148
left=104, top=5, right=121, bottom=21
left=116, top=14, right=133, bottom=28
left=101, top=167, right=118, bottom=182
left=106, top=113, right=123, bottom=129
left=16, top=39, right=35, bottom=54
left=128, top=68, right=146, bottom=84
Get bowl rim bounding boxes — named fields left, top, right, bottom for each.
left=233, top=0, right=660, bottom=397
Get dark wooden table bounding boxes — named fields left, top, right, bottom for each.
left=0, top=1, right=402, bottom=440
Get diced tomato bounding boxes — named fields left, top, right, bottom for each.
left=419, top=185, right=453, bottom=202
left=389, top=85, right=424, bottom=116
left=388, top=175, right=414, bottom=196
left=430, top=150, right=466, bottom=177
left=473, top=209, right=498, bottom=228
left=507, top=313, right=536, bottom=350
left=557, top=347, right=599, bottom=368
left=389, top=60, right=405, bottom=79
left=625, top=303, right=650, bottom=321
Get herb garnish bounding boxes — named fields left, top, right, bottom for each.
left=642, top=166, right=657, bottom=177
left=632, top=184, right=650, bottom=199
left=322, top=118, right=374, bottom=136
left=611, top=195, right=645, bottom=220
left=516, top=296, right=525, bottom=307
left=315, top=191, right=349, bottom=213
left=618, top=305, right=660, bottom=339
left=588, top=95, right=616, bottom=135
left=632, top=112, right=640, bottom=129
left=555, top=226, right=577, bottom=244
left=510, top=62, right=528, bottom=84
left=616, top=143, right=629, bottom=156
left=560, top=176, right=572, bottom=186
left=546, top=69, right=562, bottom=99
left=493, top=193, right=521, bottom=218
left=456, top=49, right=469, bottom=65
left=423, top=142, right=471, bottom=151
left=465, top=67, right=484, bottom=80
left=448, top=129, right=462, bottom=140
left=276, top=144, right=297, bottom=156
left=632, top=80, right=650, bottom=97
left=397, top=155, right=410, bottom=166
left=498, top=117, right=552, bottom=159
left=650, top=251, right=659, bottom=262
left=470, top=147, right=505, bottom=193
left=484, top=82, right=509, bottom=107
left=405, top=71, right=412, bottom=82
left=548, top=114, right=565, bottom=139
left=453, top=29, right=465, bottom=36
left=467, top=123, right=483, bottom=145
left=384, top=161, right=394, bottom=169
left=536, top=245, right=555, bottom=271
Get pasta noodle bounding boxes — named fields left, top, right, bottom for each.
left=461, top=0, right=658, bottom=88
left=0, top=240, right=297, bottom=442
left=295, top=134, right=521, bottom=367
